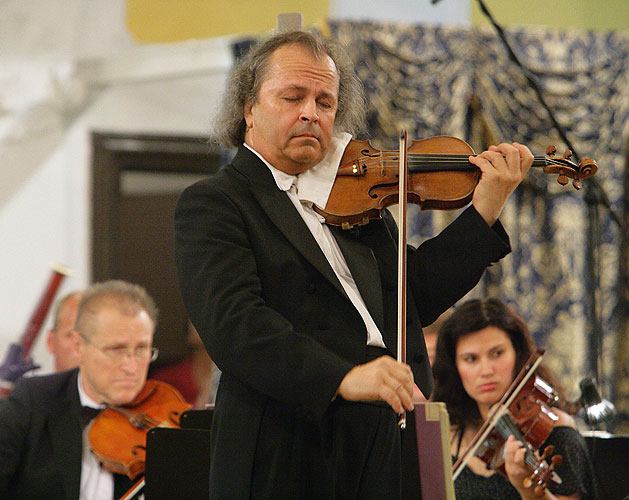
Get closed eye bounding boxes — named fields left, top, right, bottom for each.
left=135, top=346, right=149, bottom=357
left=108, top=346, right=128, bottom=356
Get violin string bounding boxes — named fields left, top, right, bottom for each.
left=357, top=153, right=552, bottom=159
left=369, top=156, right=563, bottom=163
left=494, top=415, right=539, bottom=469
left=350, top=156, right=568, bottom=173
left=353, top=155, right=560, bottom=164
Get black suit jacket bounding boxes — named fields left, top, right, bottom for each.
left=0, top=368, right=83, bottom=500
left=174, top=145, right=511, bottom=498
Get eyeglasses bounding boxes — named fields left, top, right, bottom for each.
left=79, top=333, right=158, bottom=363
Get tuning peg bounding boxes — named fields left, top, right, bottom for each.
left=534, top=484, right=547, bottom=497
left=563, top=150, right=573, bottom=160
left=523, top=472, right=548, bottom=497
left=521, top=445, right=563, bottom=496
left=557, top=175, right=569, bottom=186
left=572, top=179, right=582, bottom=190
left=546, top=145, right=557, bottom=156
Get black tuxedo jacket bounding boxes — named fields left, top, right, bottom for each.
left=0, top=368, right=83, bottom=499
left=174, top=145, right=511, bottom=498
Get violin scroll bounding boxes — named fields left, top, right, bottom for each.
left=522, top=445, right=563, bottom=497
left=542, top=145, right=598, bottom=190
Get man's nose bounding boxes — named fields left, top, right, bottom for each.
left=299, top=99, right=319, bottom=122
left=119, top=352, right=140, bottom=371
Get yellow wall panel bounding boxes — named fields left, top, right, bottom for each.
left=471, top=0, right=629, bottom=31
left=127, top=0, right=329, bottom=42
left=127, top=1, right=628, bottom=44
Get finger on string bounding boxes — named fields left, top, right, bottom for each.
left=512, top=142, right=534, bottom=174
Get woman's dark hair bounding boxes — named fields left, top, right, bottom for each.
left=431, top=298, right=568, bottom=429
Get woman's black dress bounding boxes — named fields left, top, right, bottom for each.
left=454, top=426, right=600, bottom=500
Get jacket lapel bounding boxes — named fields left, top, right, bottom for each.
left=330, top=225, right=385, bottom=331
left=232, top=147, right=348, bottom=299
left=49, top=370, right=83, bottom=500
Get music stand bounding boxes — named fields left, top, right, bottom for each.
left=402, top=402, right=456, bottom=500
left=143, top=408, right=213, bottom=500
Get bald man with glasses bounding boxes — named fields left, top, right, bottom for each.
left=0, top=280, right=162, bottom=500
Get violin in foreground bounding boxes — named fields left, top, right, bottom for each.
left=316, top=135, right=598, bottom=229
left=87, top=379, right=191, bottom=499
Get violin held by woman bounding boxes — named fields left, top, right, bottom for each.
left=431, top=298, right=600, bottom=500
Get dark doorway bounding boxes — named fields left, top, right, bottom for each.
left=91, top=132, right=226, bottom=368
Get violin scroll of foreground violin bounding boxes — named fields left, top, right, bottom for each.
left=453, top=350, right=564, bottom=497
left=476, top=373, right=564, bottom=496
left=315, top=136, right=598, bottom=229
left=87, top=379, right=191, bottom=480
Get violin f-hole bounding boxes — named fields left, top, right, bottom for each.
left=168, top=410, right=182, bottom=426
left=131, top=444, right=146, bottom=456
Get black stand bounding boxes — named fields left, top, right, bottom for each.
left=583, top=433, right=629, bottom=500
left=145, top=404, right=455, bottom=499
left=143, top=408, right=213, bottom=500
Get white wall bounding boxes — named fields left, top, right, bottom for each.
left=331, top=0, right=469, bottom=25
left=0, top=67, right=231, bottom=374
left=0, top=0, right=232, bottom=375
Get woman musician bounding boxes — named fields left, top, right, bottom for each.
left=432, top=298, right=599, bottom=500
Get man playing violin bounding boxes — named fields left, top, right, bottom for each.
left=174, top=29, right=533, bottom=500
left=0, top=280, right=159, bottom=500
left=432, top=298, right=600, bottom=500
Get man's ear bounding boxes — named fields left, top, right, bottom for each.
left=244, top=101, right=254, bottom=128
left=46, top=329, right=56, bottom=355
left=71, top=330, right=83, bottom=356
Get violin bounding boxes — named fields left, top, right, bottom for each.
left=315, top=135, right=598, bottom=228
left=453, top=350, right=564, bottom=497
left=87, top=379, right=191, bottom=480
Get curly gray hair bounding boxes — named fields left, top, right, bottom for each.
left=212, top=30, right=366, bottom=149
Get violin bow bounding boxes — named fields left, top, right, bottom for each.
left=397, top=130, right=409, bottom=429
left=119, top=478, right=145, bottom=500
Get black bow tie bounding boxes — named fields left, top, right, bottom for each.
left=80, top=406, right=102, bottom=427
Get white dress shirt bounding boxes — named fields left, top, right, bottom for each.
left=244, top=134, right=387, bottom=348
left=77, top=374, right=114, bottom=500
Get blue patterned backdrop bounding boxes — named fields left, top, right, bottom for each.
left=329, top=20, right=629, bottom=431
